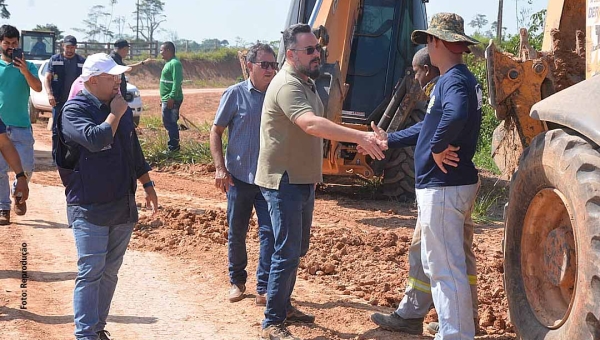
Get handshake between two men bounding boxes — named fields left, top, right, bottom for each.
left=357, top=122, right=460, bottom=174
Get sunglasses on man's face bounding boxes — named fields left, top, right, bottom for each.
left=291, top=44, right=323, bottom=55
left=253, top=61, right=279, bottom=70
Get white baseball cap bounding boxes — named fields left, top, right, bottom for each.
left=81, top=53, right=131, bottom=82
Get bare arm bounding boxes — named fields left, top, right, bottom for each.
left=295, top=112, right=387, bottom=160
left=209, top=124, right=233, bottom=193
left=15, top=58, right=42, bottom=92
left=126, top=58, right=152, bottom=72
left=45, top=72, right=56, bottom=107
left=137, top=172, right=158, bottom=214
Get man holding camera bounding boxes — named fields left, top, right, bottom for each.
left=0, top=25, right=41, bottom=225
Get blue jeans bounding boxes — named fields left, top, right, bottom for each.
left=417, top=182, right=479, bottom=340
left=260, top=173, right=314, bottom=328
left=0, top=126, right=34, bottom=210
left=72, top=218, right=134, bottom=340
left=227, top=175, right=274, bottom=294
left=161, top=100, right=183, bottom=151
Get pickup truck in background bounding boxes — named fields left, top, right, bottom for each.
left=29, top=59, right=144, bottom=126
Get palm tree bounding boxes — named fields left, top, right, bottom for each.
left=0, top=0, right=10, bottom=19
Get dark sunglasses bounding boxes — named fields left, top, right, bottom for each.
left=290, top=44, right=323, bottom=55
left=253, top=61, right=279, bottom=70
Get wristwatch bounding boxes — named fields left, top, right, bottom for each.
left=15, top=172, right=27, bottom=180
left=142, top=180, right=155, bottom=189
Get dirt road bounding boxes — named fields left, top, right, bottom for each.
left=0, top=93, right=514, bottom=339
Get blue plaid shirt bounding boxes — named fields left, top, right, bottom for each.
left=214, top=79, right=265, bottom=185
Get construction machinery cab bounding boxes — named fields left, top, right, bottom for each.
left=20, top=30, right=55, bottom=61
left=279, top=0, right=428, bottom=198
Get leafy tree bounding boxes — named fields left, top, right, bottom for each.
left=0, top=0, right=9, bottom=19
left=73, top=5, right=114, bottom=42
left=113, top=16, right=127, bottom=39
left=130, top=0, right=166, bottom=43
left=469, top=14, right=489, bottom=34
left=33, top=24, right=63, bottom=40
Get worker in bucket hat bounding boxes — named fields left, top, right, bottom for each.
left=368, top=12, right=484, bottom=339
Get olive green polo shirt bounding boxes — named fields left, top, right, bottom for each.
left=255, top=63, right=324, bottom=189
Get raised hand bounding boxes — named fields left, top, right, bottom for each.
left=432, top=145, right=460, bottom=174
left=110, top=93, right=129, bottom=118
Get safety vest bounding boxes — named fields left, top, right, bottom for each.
left=49, top=53, right=85, bottom=102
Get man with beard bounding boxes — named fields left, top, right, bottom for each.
left=255, top=23, right=388, bottom=340
left=0, top=25, right=41, bottom=224
left=46, top=35, right=85, bottom=162
left=210, top=43, right=277, bottom=306
left=56, top=53, right=158, bottom=340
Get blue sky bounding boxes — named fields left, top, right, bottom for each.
left=6, top=0, right=547, bottom=44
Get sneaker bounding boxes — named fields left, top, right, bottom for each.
left=96, top=330, right=113, bottom=340
left=286, top=306, right=315, bottom=324
left=256, top=293, right=266, bottom=306
left=0, top=210, right=10, bottom=225
left=426, top=322, right=439, bottom=335
left=260, top=324, right=299, bottom=340
left=370, top=312, right=423, bottom=335
left=427, top=319, right=481, bottom=335
left=14, top=197, right=26, bottom=216
left=229, top=283, right=246, bottom=302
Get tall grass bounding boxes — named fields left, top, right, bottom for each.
left=138, top=116, right=226, bottom=167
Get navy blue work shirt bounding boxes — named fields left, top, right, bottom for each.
left=387, top=64, right=482, bottom=188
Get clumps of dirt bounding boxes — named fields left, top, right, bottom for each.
left=154, top=163, right=216, bottom=175
left=131, top=207, right=233, bottom=254
left=543, top=28, right=586, bottom=93
left=130, top=207, right=513, bottom=335
left=298, top=226, right=513, bottom=336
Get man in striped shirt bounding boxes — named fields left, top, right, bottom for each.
left=210, top=43, right=278, bottom=306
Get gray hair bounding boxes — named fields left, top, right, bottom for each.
left=282, top=23, right=312, bottom=51
left=246, top=43, right=276, bottom=63
left=413, top=47, right=438, bottom=73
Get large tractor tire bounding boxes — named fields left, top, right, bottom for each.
left=504, top=129, right=600, bottom=339
left=29, top=98, right=39, bottom=124
left=381, top=111, right=423, bottom=199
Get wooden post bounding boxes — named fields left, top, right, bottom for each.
left=497, top=0, right=504, bottom=42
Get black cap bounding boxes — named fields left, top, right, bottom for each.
left=114, top=39, right=130, bottom=48
left=63, top=35, right=77, bottom=46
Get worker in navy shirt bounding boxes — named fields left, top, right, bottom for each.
left=46, top=35, right=85, bottom=162
left=364, top=13, right=483, bottom=339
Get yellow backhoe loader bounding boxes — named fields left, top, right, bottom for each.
left=486, top=0, right=599, bottom=338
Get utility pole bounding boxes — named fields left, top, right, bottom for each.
left=497, top=0, right=504, bottom=42
left=136, top=0, right=140, bottom=41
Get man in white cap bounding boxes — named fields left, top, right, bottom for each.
left=56, top=53, right=158, bottom=340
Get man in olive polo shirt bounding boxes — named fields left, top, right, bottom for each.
left=255, top=23, right=388, bottom=340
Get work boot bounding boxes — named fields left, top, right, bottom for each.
left=427, top=318, right=481, bottom=335
left=370, top=312, right=423, bottom=335
left=14, top=197, right=26, bottom=216
left=286, top=306, right=315, bottom=324
left=260, top=324, right=299, bottom=340
left=256, top=293, right=267, bottom=306
left=229, top=283, right=245, bottom=302
left=96, top=330, right=113, bottom=340
left=0, top=210, right=10, bottom=225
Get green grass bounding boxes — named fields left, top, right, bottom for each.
left=472, top=189, right=503, bottom=223
left=138, top=116, right=226, bottom=167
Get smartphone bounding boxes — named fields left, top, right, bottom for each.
left=12, top=48, right=23, bottom=61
